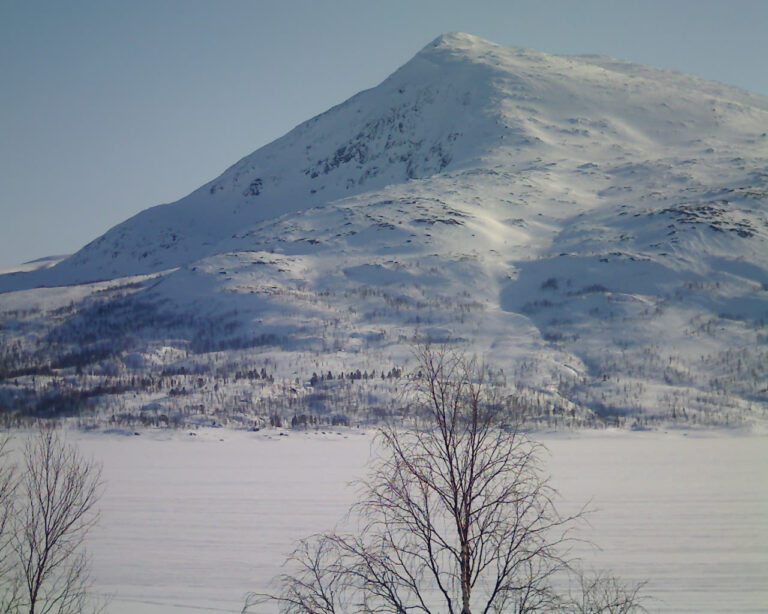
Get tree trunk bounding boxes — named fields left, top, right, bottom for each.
left=461, top=539, right=471, bottom=614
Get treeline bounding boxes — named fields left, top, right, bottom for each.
left=309, top=367, right=402, bottom=385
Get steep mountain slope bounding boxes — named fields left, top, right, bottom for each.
left=1, top=33, right=766, bottom=427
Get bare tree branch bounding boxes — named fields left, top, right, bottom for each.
left=559, top=570, right=649, bottom=614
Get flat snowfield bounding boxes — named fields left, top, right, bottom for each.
left=69, top=429, right=767, bottom=613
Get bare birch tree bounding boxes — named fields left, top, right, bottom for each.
left=249, top=344, right=647, bottom=613
left=250, top=346, right=571, bottom=612
left=0, top=437, right=21, bottom=611
left=345, top=345, right=577, bottom=613
left=4, top=429, right=102, bottom=614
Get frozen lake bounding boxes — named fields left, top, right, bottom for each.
left=66, top=428, right=767, bottom=613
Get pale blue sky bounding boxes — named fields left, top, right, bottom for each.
left=1, top=0, right=766, bottom=268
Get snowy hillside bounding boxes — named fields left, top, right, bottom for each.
left=1, top=33, right=766, bottom=428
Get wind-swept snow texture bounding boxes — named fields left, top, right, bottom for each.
left=75, top=430, right=768, bottom=613
left=1, top=33, right=767, bottom=425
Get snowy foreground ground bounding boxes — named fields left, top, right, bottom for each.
left=63, top=428, right=768, bottom=613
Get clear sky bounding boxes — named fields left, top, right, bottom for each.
left=1, top=0, right=767, bottom=269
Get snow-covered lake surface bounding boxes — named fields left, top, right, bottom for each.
left=69, top=428, right=767, bottom=613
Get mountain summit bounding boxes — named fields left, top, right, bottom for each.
left=1, top=34, right=766, bottom=427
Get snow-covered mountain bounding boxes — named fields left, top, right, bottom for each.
left=1, top=33, right=766, bottom=428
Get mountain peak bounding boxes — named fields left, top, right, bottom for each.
left=424, top=32, right=499, bottom=52
left=413, top=32, right=511, bottom=67
left=2, top=34, right=766, bottom=289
